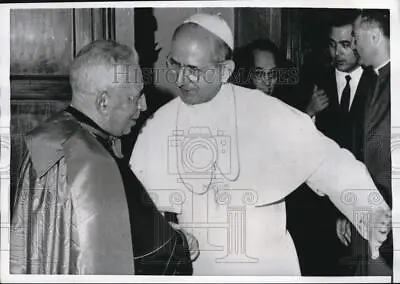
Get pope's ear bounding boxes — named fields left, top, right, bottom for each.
left=220, top=60, right=235, bottom=83
left=95, top=91, right=111, bottom=114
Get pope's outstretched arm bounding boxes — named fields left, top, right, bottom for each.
left=298, top=116, right=391, bottom=260
left=130, top=100, right=391, bottom=263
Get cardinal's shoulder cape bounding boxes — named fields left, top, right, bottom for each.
left=10, top=110, right=134, bottom=274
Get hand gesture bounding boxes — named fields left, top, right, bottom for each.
left=305, top=85, right=330, bottom=117
left=169, top=222, right=200, bottom=261
left=336, top=217, right=351, bottom=246
left=368, top=209, right=392, bottom=260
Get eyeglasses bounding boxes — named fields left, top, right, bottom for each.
left=166, top=53, right=222, bottom=80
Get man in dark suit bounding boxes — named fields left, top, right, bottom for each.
left=286, top=9, right=378, bottom=276
left=351, top=9, right=392, bottom=276
left=305, top=11, right=375, bottom=153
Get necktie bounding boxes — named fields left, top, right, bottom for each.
left=340, top=75, right=351, bottom=112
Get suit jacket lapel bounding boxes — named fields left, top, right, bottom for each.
left=349, top=67, right=375, bottom=116
left=370, top=62, right=390, bottom=106
left=327, top=67, right=339, bottom=107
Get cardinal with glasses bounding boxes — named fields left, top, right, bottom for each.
left=10, top=40, right=195, bottom=275
left=130, top=13, right=391, bottom=276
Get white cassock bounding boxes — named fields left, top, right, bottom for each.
left=130, top=83, right=387, bottom=276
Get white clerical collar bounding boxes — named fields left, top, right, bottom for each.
left=335, top=65, right=363, bottom=78
left=374, top=59, right=390, bottom=75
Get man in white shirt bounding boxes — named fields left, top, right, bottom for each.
left=304, top=10, right=375, bottom=151
left=130, top=13, right=391, bottom=276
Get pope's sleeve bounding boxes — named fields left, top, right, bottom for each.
left=299, top=113, right=391, bottom=244
left=130, top=119, right=182, bottom=215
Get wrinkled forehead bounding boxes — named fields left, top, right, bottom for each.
left=114, top=81, right=144, bottom=95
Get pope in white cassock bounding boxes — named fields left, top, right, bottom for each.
left=130, top=13, right=391, bottom=276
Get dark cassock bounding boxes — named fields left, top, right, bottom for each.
left=355, top=61, right=392, bottom=276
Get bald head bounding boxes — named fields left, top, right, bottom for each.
left=172, top=23, right=232, bottom=63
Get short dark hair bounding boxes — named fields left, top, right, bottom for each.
left=247, top=38, right=283, bottom=67
left=359, top=9, right=390, bottom=38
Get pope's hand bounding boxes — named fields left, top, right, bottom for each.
left=184, top=230, right=200, bottom=261
left=368, top=208, right=391, bottom=260
left=169, top=222, right=200, bottom=261
left=336, top=217, right=351, bottom=246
